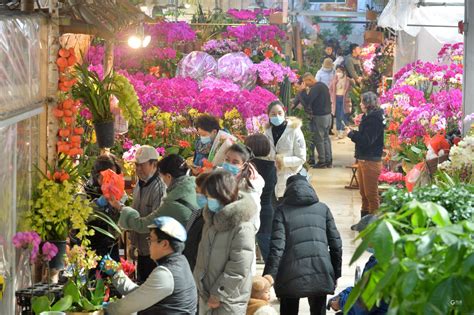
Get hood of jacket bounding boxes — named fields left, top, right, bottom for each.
left=203, top=192, right=257, bottom=232
left=363, top=108, right=385, bottom=124
left=265, top=116, right=302, bottom=130
left=282, top=175, right=319, bottom=206
left=165, top=175, right=196, bottom=201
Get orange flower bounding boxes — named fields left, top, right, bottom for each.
left=388, top=121, right=399, bottom=132
left=264, top=50, right=274, bottom=59
left=143, top=122, right=157, bottom=138
left=178, top=140, right=191, bottom=148
left=244, top=48, right=252, bottom=56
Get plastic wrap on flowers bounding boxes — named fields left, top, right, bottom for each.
left=217, top=52, right=256, bottom=89
left=176, top=51, right=217, bottom=81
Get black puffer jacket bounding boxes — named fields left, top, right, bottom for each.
left=263, top=174, right=343, bottom=298
left=348, top=109, right=385, bottom=161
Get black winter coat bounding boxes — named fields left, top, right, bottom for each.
left=263, top=174, right=343, bottom=298
left=183, top=209, right=204, bottom=271
left=348, top=109, right=385, bottom=161
left=252, top=158, right=277, bottom=234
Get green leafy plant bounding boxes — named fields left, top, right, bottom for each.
left=113, top=74, right=143, bottom=126
left=72, top=63, right=117, bottom=124
left=27, top=173, right=94, bottom=242
left=345, top=201, right=474, bottom=314
left=380, top=184, right=473, bottom=223
left=31, top=295, right=73, bottom=314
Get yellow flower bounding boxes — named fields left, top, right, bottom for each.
left=91, top=130, right=96, bottom=144
left=188, top=108, right=199, bottom=117
left=224, top=108, right=241, bottom=120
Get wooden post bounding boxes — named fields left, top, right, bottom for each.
left=46, top=0, right=60, bottom=168
left=463, top=1, right=474, bottom=135
left=103, top=40, right=114, bottom=77
left=294, top=24, right=303, bottom=68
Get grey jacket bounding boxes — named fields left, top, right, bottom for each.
left=344, top=54, right=363, bottom=80
left=193, top=193, right=257, bottom=315
left=130, top=172, right=166, bottom=256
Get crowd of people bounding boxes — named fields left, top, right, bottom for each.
left=80, top=41, right=387, bottom=315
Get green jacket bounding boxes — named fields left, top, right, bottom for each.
left=119, top=176, right=197, bottom=233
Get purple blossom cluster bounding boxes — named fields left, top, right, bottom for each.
left=437, top=42, right=464, bottom=63
left=145, top=21, right=196, bottom=45
left=224, top=24, right=285, bottom=45
left=250, top=59, right=298, bottom=85
left=42, top=242, right=59, bottom=262
left=227, top=9, right=258, bottom=20
left=202, top=39, right=240, bottom=55
left=117, top=70, right=276, bottom=119
left=12, top=231, right=41, bottom=263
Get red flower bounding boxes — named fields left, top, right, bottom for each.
left=244, top=48, right=252, bottom=56
left=178, top=140, right=191, bottom=148
left=263, top=50, right=274, bottom=59
left=143, top=122, right=157, bottom=138
left=120, top=257, right=136, bottom=277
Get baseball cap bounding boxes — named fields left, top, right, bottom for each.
left=133, top=145, right=159, bottom=164
left=351, top=214, right=377, bottom=232
left=147, top=216, right=187, bottom=242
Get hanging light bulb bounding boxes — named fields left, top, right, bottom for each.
left=127, top=24, right=152, bottom=49
left=128, top=35, right=142, bottom=49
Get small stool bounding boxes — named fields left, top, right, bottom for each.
left=345, top=163, right=359, bottom=189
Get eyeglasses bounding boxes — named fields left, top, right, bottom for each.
left=146, top=237, right=163, bottom=245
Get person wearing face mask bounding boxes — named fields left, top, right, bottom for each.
left=109, top=154, right=198, bottom=238
left=183, top=172, right=211, bottom=271
left=129, top=145, right=166, bottom=281
left=193, top=170, right=257, bottom=315
left=264, top=101, right=306, bottom=199
left=330, top=66, right=354, bottom=139
left=327, top=215, right=388, bottom=314
left=193, top=114, right=221, bottom=167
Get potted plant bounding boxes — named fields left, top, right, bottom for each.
left=366, top=4, right=377, bottom=21
left=27, top=160, right=94, bottom=270
left=32, top=246, right=106, bottom=315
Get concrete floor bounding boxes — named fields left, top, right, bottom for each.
left=257, top=135, right=371, bottom=314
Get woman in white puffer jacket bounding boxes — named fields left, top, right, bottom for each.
left=264, top=101, right=307, bottom=199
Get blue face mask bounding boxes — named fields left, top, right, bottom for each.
left=222, top=162, right=240, bottom=176
left=196, top=193, right=208, bottom=209
left=270, top=115, right=285, bottom=126
left=207, top=198, right=223, bottom=213
left=200, top=136, right=212, bottom=144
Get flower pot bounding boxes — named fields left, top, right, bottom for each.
left=269, top=12, right=285, bottom=25
left=66, top=311, right=104, bottom=315
left=94, top=121, right=115, bottom=148
left=364, top=30, right=384, bottom=44
left=366, top=10, right=378, bottom=21
left=40, top=312, right=66, bottom=315
left=48, top=240, right=67, bottom=270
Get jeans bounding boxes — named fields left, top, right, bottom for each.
left=280, top=295, right=327, bottom=315
left=311, top=114, right=332, bottom=164
left=137, top=255, right=157, bottom=282
left=357, top=160, right=383, bottom=212
left=335, top=96, right=348, bottom=131
left=256, top=233, right=271, bottom=263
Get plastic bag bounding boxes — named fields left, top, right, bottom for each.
left=217, top=52, right=256, bottom=89
left=405, top=162, right=425, bottom=192
left=208, top=130, right=237, bottom=166
left=100, top=169, right=125, bottom=201
left=176, top=51, right=217, bottom=82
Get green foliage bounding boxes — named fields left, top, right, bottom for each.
left=335, top=18, right=353, bottom=38
left=72, top=63, right=116, bottom=124
left=346, top=199, right=474, bottom=315
left=63, top=278, right=106, bottom=312
left=380, top=184, right=474, bottom=223
left=113, top=74, right=143, bottom=126
left=27, top=178, right=94, bottom=241
left=32, top=295, right=73, bottom=314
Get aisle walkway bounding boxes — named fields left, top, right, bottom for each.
left=257, top=135, right=371, bottom=314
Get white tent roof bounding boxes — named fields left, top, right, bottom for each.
left=378, top=0, right=464, bottom=43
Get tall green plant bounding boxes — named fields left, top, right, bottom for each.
left=72, top=63, right=116, bottom=124
left=345, top=201, right=474, bottom=314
